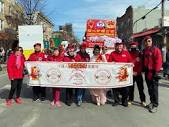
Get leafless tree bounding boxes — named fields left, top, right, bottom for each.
left=17, top=0, right=47, bottom=24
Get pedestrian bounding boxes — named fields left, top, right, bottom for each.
left=6, top=47, right=25, bottom=107
left=163, top=49, right=169, bottom=79
left=28, top=43, right=47, bottom=102
left=102, top=45, right=112, bottom=98
left=63, top=44, right=77, bottom=106
left=89, top=45, right=107, bottom=106
left=102, top=45, right=110, bottom=62
left=142, top=36, right=162, bottom=113
left=128, top=42, right=146, bottom=107
left=108, top=42, right=132, bottom=107
left=48, top=47, right=64, bottom=108
left=75, top=43, right=90, bottom=106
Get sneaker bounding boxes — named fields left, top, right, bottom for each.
left=66, top=101, right=73, bottom=106
left=122, top=100, right=128, bottom=107
left=97, top=102, right=100, bottom=106
left=33, top=96, right=39, bottom=102
left=55, top=101, right=62, bottom=107
left=128, top=101, right=132, bottom=106
left=6, top=99, right=12, bottom=107
left=149, top=106, right=158, bottom=113
left=15, top=98, right=22, bottom=104
left=40, top=97, right=46, bottom=102
left=50, top=101, right=55, bottom=110
left=141, top=102, right=147, bottom=107
left=147, top=103, right=153, bottom=109
left=112, top=102, right=119, bottom=107
left=77, top=101, right=82, bottom=107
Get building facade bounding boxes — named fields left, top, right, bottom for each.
left=116, top=6, right=169, bottom=50
left=33, top=11, right=54, bottom=41
left=0, top=0, right=25, bottom=50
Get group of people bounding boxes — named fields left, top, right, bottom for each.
left=5, top=35, right=162, bottom=113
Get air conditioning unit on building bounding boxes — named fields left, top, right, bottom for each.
left=159, top=16, right=169, bottom=27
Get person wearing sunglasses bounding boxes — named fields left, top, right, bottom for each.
left=6, top=47, right=25, bottom=107
left=142, top=36, right=162, bottom=113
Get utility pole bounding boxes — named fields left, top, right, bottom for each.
left=161, top=0, right=167, bottom=62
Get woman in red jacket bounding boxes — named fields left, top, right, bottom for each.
left=48, top=47, right=64, bottom=108
left=63, top=44, right=77, bottom=106
left=6, top=47, right=25, bottom=107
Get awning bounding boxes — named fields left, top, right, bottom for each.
left=132, top=28, right=160, bottom=38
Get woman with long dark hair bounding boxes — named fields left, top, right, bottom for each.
left=6, top=47, right=25, bottom=107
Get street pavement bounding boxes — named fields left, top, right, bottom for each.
left=0, top=70, right=169, bottom=127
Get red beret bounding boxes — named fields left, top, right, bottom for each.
left=80, top=43, right=87, bottom=49
left=144, top=36, right=152, bottom=41
left=67, top=44, right=75, bottom=51
left=34, top=43, right=41, bottom=47
left=130, top=42, right=138, bottom=46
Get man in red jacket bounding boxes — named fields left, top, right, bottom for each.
left=63, top=44, right=77, bottom=106
left=143, top=36, right=162, bottom=113
left=28, top=43, right=47, bottom=102
left=128, top=42, right=146, bottom=107
left=108, top=42, right=132, bottom=107
left=75, top=43, right=90, bottom=106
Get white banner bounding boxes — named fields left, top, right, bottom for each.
left=25, top=62, right=133, bottom=88
left=18, top=25, right=44, bottom=49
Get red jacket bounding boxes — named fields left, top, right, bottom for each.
left=108, top=50, right=132, bottom=63
left=75, top=51, right=90, bottom=62
left=130, top=50, right=142, bottom=75
left=28, top=52, right=46, bottom=61
left=105, top=53, right=110, bottom=61
left=63, top=55, right=76, bottom=62
left=143, top=46, right=162, bottom=72
left=48, top=55, right=64, bottom=62
left=7, top=53, right=25, bottom=80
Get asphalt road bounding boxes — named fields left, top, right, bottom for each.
left=0, top=70, right=169, bottom=127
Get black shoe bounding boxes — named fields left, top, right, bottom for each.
left=149, top=107, right=158, bottom=113
left=77, top=100, right=82, bottom=107
left=122, top=100, right=128, bottom=107
left=112, top=102, right=119, bottom=107
left=148, top=103, right=157, bottom=113
left=33, top=96, right=39, bottom=102
left=66, top=101, right=73, bottom=106
left=147, top=103, right=153, bottom=109
left=40, top=97, right=46, bottom=102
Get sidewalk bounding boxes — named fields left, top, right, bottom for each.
left=0, top=64, right=7, bottom=71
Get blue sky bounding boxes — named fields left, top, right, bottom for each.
left=44, top=0, right=169, bottom=41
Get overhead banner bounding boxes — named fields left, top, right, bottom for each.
left=86, top=19, right=116, bottom=38
left=85, top=19, right=117, bottom=48
left=25, top=62, right=133, bottom=88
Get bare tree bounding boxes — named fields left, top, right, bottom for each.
left=17, top=0, right=47, bottom=24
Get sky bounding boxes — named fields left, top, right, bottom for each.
left=43, top=0, right=169, bottom=41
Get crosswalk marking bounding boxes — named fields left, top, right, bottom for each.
left=0, top=84, right=11, bottom=93
left=20, top=108, right=40, bottom=127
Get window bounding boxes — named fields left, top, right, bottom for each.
left=9, top=6, right=12, bottom=15
left=0, top=1, right=4, bottom=14
left=0, top=20, right=4, bottom=30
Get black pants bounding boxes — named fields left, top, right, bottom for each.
left=145, top=74, right=159, bottom=107
left=112, top=87, right=128, bottom=103
left=128, top=75, right=146, bottom=102
left=32, top=86, right=46, bottom=98
left=66, top=88, right=73, bottom=102
left=8, top=79, right=23, bottom=99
